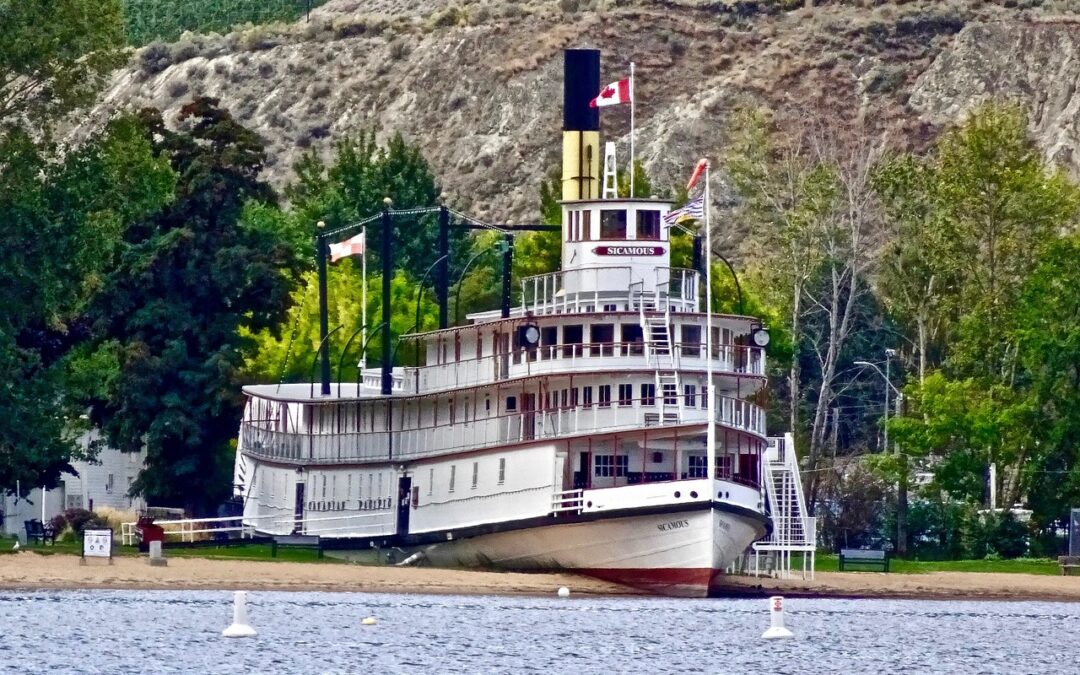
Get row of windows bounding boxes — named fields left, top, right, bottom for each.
left=506, top=384, right=709, bottom=411
left=566, top=209, right=662, bottom=242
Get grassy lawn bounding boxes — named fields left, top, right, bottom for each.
left=0, top=535, right=332, bottom=563
left=808, top=553, right=1060, bottom=576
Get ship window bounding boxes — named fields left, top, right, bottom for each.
left=449, top=465, right=456, bottom=493
left=498, top=458, right=506, bottom=484
left=582, top=209, right=593, bottom=239
left=570, top=388, right=579, bottom=407
left=472, top=461, right=479, bottom=489
left=689, top=456, right=708, bottom=478
left=681, top=325, right=702, bottom=357
left=570, top=210, right=582, bottom=241
left=561, top=389, right=568, bottom=408
left=663, top=383, right=678, bottom=405
left=600, top=209, right=627, bottom=239
left=590, top=324, right=614, bottom=356
left=322, top=475, right=327, bottom=499
left=637, top=210, right=661, bottom=240
left=541, top=326, right=557, bottom=359
left=622, top=324, right=643, bottom=355
left=563, top=325, right=583, bottom=357
left=506, top=396, right=517, bottom=412
left=618, top=384, right=633, bottom=406
left=701, top=384, right=709, bottom=409
left=684, top=384, right=697, bottom=407
left=594, top=455, right=628, bottom=478
left=598, top=385, right=611, bottom=407
left=641, top=384, right=656, bottom=406
left=485, top=397, right=491, bottom=413
left=583, top=386, right=593, bottom=407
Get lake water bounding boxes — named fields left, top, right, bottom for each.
left=0, top=590, right=1074, bottom=673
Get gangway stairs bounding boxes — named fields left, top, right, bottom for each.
left=751, top=433, right=817, bottom=579
left=640, top=300, right=682, bottom=425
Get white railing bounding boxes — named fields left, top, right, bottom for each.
left=551, top=489, right=584, bottom=514
left=520, top=267, right=699, bottom=316
left=120, top=515, right=261, bottom=545
left=371, top=342, right=764, bottom=395
left=241, top=394, right=768, bottom=465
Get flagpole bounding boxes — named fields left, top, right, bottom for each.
left=360, top=226, right=367, bottom=370
left=629, top=61, right=635, bottom=198
left=704, top=161, right=715, bottom=487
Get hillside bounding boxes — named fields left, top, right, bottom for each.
left=82, top=0, right=1080, bottom=227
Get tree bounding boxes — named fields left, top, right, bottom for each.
left=884, top=104, right=1080, bottom=522
left=0, top=117, right=175, bottom=493
left=81, top=98, right=302, bottom=513
left=0, top=0, right=125, bottom=132
left=243, top=266, right=439, bottom=384
left=725, top=108, right=884, bottom=515
left=289, top=131, right=466, bottom=276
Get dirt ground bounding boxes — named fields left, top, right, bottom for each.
left=2, top=552, right=1080, bottom=601
left=0, top=552, right=632, bottom=596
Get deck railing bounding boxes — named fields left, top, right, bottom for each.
left=241, top=393, right=767, bottom=465
left=358, top=341, right=764, bottom=395
left=520, top=266, right=699, bottom=316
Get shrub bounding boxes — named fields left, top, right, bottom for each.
left=139, top=41, right=174, bottom=76
left=168, top=80, right=190, bottom=98
left=62, top=509, right=96, bottom=535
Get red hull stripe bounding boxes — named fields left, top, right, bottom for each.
left=582, top=567, right=720, bottom=596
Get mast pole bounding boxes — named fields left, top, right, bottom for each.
left=629, top=61, right=635, bottom=198
left=361, top=226, right=367, bottom=370
left=704, top=161, right=715, bottom=485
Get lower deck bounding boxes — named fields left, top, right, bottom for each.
left=234, top=426, right=765, bottom=542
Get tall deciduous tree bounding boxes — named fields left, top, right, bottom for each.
left=0, top=118, right=175, bottom=493
left=82, top=98, right=302, bottom=513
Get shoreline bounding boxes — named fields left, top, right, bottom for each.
left=3, top=552, right=1080, bottom=601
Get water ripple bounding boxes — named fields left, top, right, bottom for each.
left=0, top=590, right=1076, bottom=674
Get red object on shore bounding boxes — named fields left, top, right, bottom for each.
left=135, top=516, right=164, bottom=552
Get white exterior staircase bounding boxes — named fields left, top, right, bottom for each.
left=751, top=433, right=817, bottom=579
left=640, top=301, right=682, bottom=426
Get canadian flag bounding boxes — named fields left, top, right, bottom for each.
left=329, top=231, right=365, bottom=262
left=589, top=78, right=632, bottom=108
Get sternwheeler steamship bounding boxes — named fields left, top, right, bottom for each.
left=233, top=49, right=777, bottom=597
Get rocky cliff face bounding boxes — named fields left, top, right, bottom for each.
left=910, top=19, right=1080, bottom=170
left=79, top=1, right=1080, bottom=224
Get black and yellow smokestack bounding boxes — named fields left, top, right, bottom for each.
left=563, top=49, right=601, bottom=201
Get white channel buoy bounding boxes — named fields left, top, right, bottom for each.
left=557, top=587, right=570, bottom=598
left=361, top=617, right=377, bottom=626
left=761, top=596, right=793, bottom=640
left=222, top=591, right=257, bottom=638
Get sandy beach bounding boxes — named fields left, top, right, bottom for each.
left=3, top=551, right=1080, bottom=601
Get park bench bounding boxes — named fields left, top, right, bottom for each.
left=1059, top=556, right=1080, bottom=576
left=24, top=519, right=56, bottom=546
left=271, top=534, right=323, bottom=559
left=839, top=548, right=889, bottom=572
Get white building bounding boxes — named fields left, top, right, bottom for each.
left=2, top=429, right=146, bottom=537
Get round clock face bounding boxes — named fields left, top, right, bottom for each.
left=523, top=325, right=540, bottom=346
left=752, top=329, right=770, bottom=348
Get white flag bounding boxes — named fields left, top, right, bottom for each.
left=329, top=231, right=365, bottom=262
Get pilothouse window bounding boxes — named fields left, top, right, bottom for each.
left=600, top=210, right=627, bottom=239
left=637, top=210, right=661, bottom=240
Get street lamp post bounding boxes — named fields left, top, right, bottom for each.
left=855, top=351, right=907, bottom=556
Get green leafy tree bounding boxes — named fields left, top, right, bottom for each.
left=288, top=131, right=466, bottom=276
left=243, top=266, right=439, bottom=384
left=0, top=0, right=125, bottom=132
left=0, top=117, right=175, bottom=493
left=81, top=98, right=302, bottom=513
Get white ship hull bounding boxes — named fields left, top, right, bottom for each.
left=421, top=506, right=767, bottom=597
